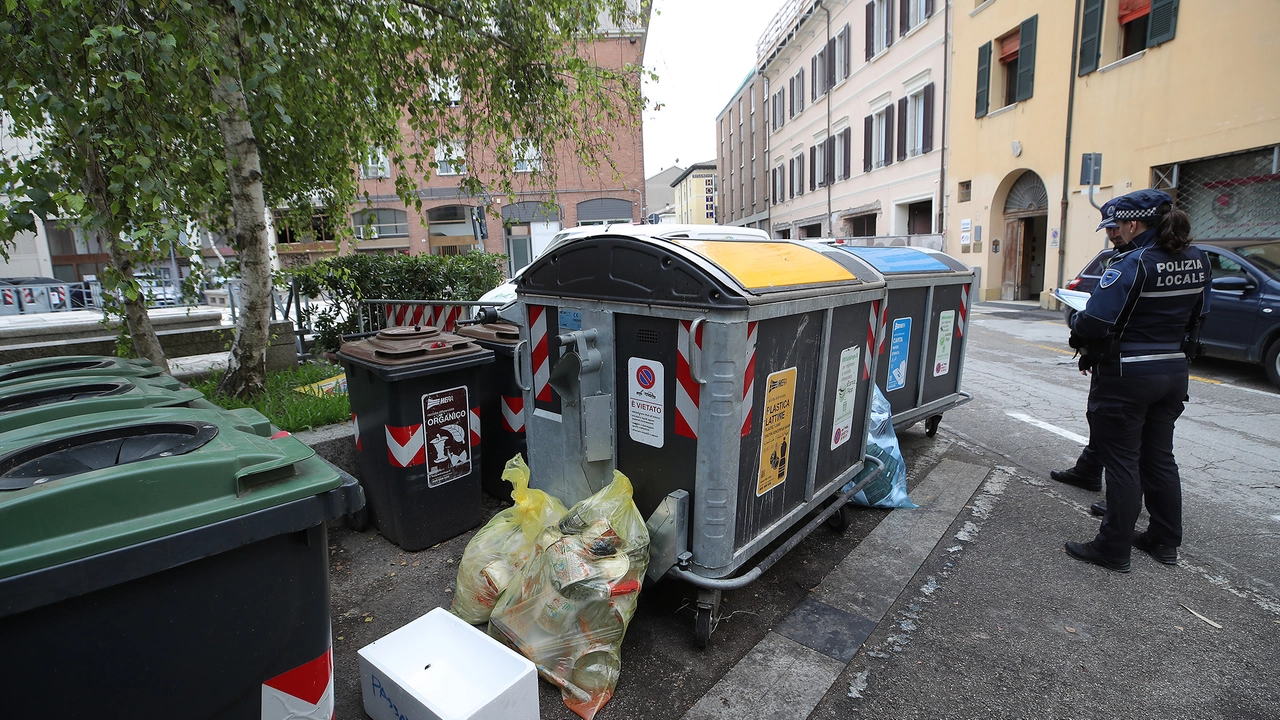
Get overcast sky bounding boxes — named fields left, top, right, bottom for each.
left=642, top=0, right=784, bottom=177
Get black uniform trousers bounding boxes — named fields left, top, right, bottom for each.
left=1087, top=369, right=1187, bottom=557
left=1075, top=374, right=1104, bottom=479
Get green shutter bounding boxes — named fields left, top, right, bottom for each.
left=976, top=41, right=991, bottom=118
left=1015, top=15, right=1037, bottom=102
left=1078, top=0, right=1104, bottom=75
left=1147, top=0, right=1179, bottom=47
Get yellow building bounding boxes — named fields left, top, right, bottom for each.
left=671, top=161, right=718, bottom=225
left=946, top=0, right=1280, bottom=302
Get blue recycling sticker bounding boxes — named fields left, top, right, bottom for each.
left=1099, top=268, right=1122, bottom=289
left=886, top=318, right=912, bottom=392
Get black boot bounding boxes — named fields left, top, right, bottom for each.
left=1051, top=466, right=1102, bottom=492
left=1065, top=539, right=1131, bottom=573
left=1090, top=501, right=1107, bottom=517
left=1133, top=531, right=1178, bottom=565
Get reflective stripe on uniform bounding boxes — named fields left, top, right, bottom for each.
left=1141, top=287, right=1204, bottom=298
left=1119, top=352, right=1186, bottom=363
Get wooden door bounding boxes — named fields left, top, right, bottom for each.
left=1001, top=218, right=1023, bottom=300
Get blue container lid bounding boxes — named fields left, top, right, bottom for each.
left=837, top=246, right=954, bottom=274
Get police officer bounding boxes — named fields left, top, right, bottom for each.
left=1051, top=198, right=1134, bottom=501
left=1064, top=189, right=1210, bottom=573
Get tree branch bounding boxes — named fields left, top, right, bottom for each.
left=397, top=0, right=516, bottom=51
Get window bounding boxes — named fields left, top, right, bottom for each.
left=866, top=0, right=894, bottom=60
left=361, top=148, right=390, bottom=179
left=812, top=141, right=825, bottom=189
left=789, top=152, right=805, bottom=197
left=789, top=69, right=805, bottom=117
left=351, top=208, right=409, bottom=239
left=513, top=139, right=542, bottom=173
left=275, top=212, right=338, bottom=244
left=1079, top=0, right=1178, bottom=75
left=834, top=24, right=851, bottom=84
left=907, top=200, right=932, bottom=234
left=848, top=213, right=876, bottom=237
left=989, top=16, right=1037, bottom=108
left=834, top=130, right=848, bottom=181
left=864, top=105, right=894, bottom=171
left=903, top=83, right=935, bottom=157
left=772, top=89, right=786, bottom=131
left=430, top=76, right=462, bottom=107
left=435, top=141, right=466, bottom=176
left=902, top=0, right=933, bottom=31
left=958, top=181, right=972, bottom=202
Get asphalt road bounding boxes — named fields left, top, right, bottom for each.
left=324, top=300, right=1280, bottom=719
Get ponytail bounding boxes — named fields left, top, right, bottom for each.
left=1153, top=202, right=1192, bottom=252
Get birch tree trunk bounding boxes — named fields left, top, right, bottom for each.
left=212, top=11, right=273, bottom=398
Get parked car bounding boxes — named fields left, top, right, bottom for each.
left=135, top=275, right=179, bottom=307
left=1061, top=238, right=1280, bottom=388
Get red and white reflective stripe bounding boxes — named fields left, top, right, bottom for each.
left=469, top=407, right=481, bottom=446
left=877, top=299, right=889, bottom=355
left=501, top=395, right=525, bottom=432
left=1, top=289, right=13, bottom=305
left=529, top=305, right=551, bottom=402
left=863, top=300, right=880, bottom=379
left=957, top=284, right=970, bottom=338
left=21, top=288, right=34, bottom=303
left=675, top=319, right=701, bottom=439
left=261, top=647, right=334, bottom=720
left=740, top=321, right=757, bottom=437
left=385, top=303, right=425, bottom=327
left=385, top=424, right=425, bottom=467
left=351, top=413, right=362, bottom=451
left=430, top=305, right=462, bottom=333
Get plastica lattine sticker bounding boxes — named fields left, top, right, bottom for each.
left=628, top=357, right=664, bottom=448
left=886, top=317, right=912, bottom=392
left=757, top=367, right=797, bottom=496
left=933, top=310, right=955, bottom=377
left=830, top=346, right=861, bottom=450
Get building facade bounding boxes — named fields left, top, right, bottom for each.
left=758, top=0, right=947, bottom=243
left=946, top=0, right=1280, bottom=301
left=670, top=162, right=718, bottom=225
left=645, top=165, right=684, bottom=223
left=715, top=70, right=770, bottom=231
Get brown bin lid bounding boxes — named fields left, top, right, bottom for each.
left=340, top=325, right=485, bottom=366
left=455, top=322, right=521, bottom=346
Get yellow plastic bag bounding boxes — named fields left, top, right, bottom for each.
left=488, top=471, right=650, bottom=720
left=451, top=455, right=567, bottom=625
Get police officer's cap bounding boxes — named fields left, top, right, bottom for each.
left=1111, top=189, right=1173, bottom=222
left=1096, top=198, right=1119, bottom=231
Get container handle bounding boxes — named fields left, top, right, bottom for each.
left=514, top=339, right=531, bottom=392
left=689, top=317, right=707, bottom=385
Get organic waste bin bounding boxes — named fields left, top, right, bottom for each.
left=513, top=227, right=888, bottom=646
left=338, top=324, right=494, bottom=550
left=834, top=246, right=975, bottom=436
left=456, top=318, right=527, bottom=499
left=0, top=406, right=363, bottom=720
left=0, top=354, right=162, bottom=389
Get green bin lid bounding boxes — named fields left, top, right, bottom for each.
left=0, top=374, right=205, bottom=434
left=0, top=355, right=160, bottom=390
left=0, top=407, right=340, bottom=580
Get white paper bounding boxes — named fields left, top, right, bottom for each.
left=1054, top=288, right=1091, bottom=312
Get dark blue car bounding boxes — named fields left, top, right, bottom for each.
left=1063, top=238, right=1280, bottom=389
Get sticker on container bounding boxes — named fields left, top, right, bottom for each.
left=559, top=309, right=583, bottom=331
left=422, top=385, right=472, bottom=487
left=886, top=317, right=912, bottom=392
left=757, top=367, right=797, bottom=496
left=933, top=310, right=956, bottom=377
left=830, top=346, right=861, bottom=450
left=627, top=357, right=664, bottom=448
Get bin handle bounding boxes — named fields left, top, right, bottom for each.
left=513, top=339, right=531, bottom=392
left=689, top=317, right=707, bottom=385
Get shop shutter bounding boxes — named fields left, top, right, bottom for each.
left=1078, top=0, right=1104, bottom=75
left=1015, top=15, right=1037, bottom=102
left=976, top=41, right=991, bottom=118
left=921, top=83, right=935, bottom=153
left=1146, top=0, right=1178, bottom=46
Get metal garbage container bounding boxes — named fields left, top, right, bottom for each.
left=834, top=246, right=975, bottom=436
left=513, top=228, right=888, bottom=645
left=456, top=318, right=527, bottom=499
left=338, top=325, right=494, bottom=550
left=0, top=406, right=362, bottom=720
left=0, top=355, right=162, bottom=389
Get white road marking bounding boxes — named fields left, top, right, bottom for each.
left=1202, top=382, right=1279, bottom=399
left=1005, top=412, right=1089, bottom=445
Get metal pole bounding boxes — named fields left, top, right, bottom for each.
left=1057, top=0, right=1085, bottom=293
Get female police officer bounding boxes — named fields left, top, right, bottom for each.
left=1064, top=189, right=1210, bottom=573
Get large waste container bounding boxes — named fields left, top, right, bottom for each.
left=456, top=319, right=527, bottom=499
left=835, top=246, right=975, bottom=436
left=513, top=228, right=888, bottom=645
left=338, top=324, right=494, bottom=550
left=0, top=406, right=362, bottom=720
left=0, top=354, right=161, bottom=389
left=0, top=373, right=205, bottom=432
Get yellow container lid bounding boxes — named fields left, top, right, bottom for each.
left=671, top=240, right=856, bottom=292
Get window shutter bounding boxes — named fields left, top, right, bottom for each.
left=842, top=127, right=853, bottom=178
left=863, top=116, right=873, bottom=172
left=826, top=140, right=836, bottom=185
left=884, top=103, right=895, bottom=166
left=865, top=2, right=875, bottom=60
left=843, top=24, right=852, bottom=76
left=900, top=0, right=911, bottom=35
left=921, top=82, right=935, bottom=154
left=1078, top=0, right=1104, bottom=75
left=788, top=77, right=795, bottom=116
left=789, top=159, right=795, bottom=198
left=798, top=154, right=805, bottom=195
left=812, top=56, right=819, bottom=100
left=1015, top=15, right=1037, bottom=102
left=809, top=146, right=817, bottom=190
left=896, top=97, right=908, bottom=162
left=886, top=0, right=895, bottom=46
left=827, top=38, right=837, bottom=88
left=924, top=0, right=934, bottom=18
left=798, top=69, right=805, bottom=111
left=1146, top=0, right=1178, bottom=47
left=975, top=41, right=991, bottom=118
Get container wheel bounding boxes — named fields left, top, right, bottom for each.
left=695, top=606, right=713, bottom=649
left=826, top=503, right=853, bottom=532
left=925, top=415, right=942, bottom=437
left=345, top=506, right=371, bottom=531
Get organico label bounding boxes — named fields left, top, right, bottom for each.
left=886, top=318, right=912, bottom=392
left=933, top=311, right=955, bottom=377
left=830, top=346, right=861, bottom=450
left=757, top=367, right=797, bottom=496
left=421, top=385, right=471, bottom=487
left=627, top=357, right=664, bottom=448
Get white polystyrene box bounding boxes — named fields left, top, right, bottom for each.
left=358, top=607, right=538, bottom=720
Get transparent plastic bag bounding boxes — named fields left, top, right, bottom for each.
left=842, top=384, right=916, bottom=508
left=488, top=471, right=649, bottom=720
left=451, top=455, right=567, bottom=624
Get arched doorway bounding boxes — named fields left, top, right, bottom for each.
left=999, top=171, right=1050, bottom=301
